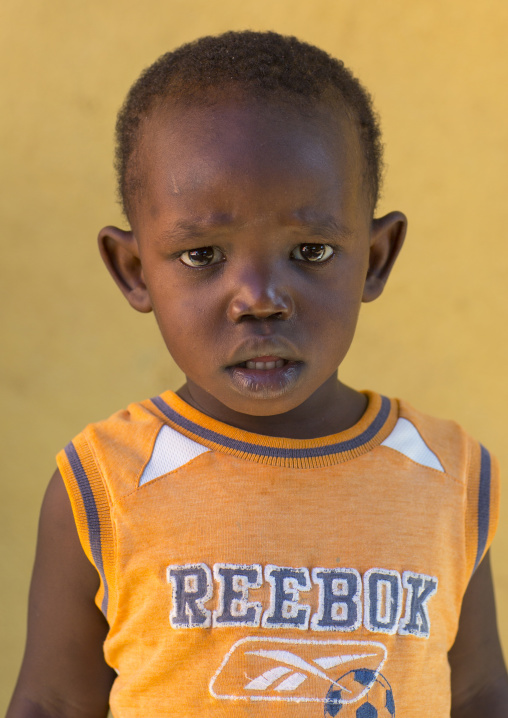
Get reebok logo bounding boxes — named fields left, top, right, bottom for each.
left=209, top=637, right=387, bottom=704
left=168, top=563, right=438, bottom=638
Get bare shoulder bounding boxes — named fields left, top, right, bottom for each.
left=449, top=551, right=508, bottom=717
left=6, top=469, right=115, bottom=718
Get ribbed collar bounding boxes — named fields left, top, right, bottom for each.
left=149, top=390, right=398, bottom=469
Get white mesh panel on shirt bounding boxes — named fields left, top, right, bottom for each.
left=381, top=417, right=444, bottom=472
left=139, top=425, right=210, bottom=486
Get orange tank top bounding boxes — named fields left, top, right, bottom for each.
left=56, top=390, right=499, bottom=717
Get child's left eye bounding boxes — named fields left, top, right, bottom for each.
left=179, top=246, right=224, bottom=267
left=291, top=243, right=334, bottom=262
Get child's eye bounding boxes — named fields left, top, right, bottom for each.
left=179, top=246, right=224, bottom=267
left=291, top=243, right=334, bottom=262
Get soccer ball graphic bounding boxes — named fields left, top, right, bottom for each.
left=324, top=669, right=395, bottom=717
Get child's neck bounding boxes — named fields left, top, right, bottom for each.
left=176, top=376, right=368, bottom=439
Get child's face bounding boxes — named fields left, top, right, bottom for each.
left=101, top=99, right=405, bottom=424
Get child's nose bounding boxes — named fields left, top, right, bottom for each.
left=226, top=265, right=294, bottom=323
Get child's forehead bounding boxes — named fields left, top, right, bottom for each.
left=127, top=98, right=371, bottom=244
left=132, top=97, right=365, bottom=213
left=147, top=94, right=358, bottom=153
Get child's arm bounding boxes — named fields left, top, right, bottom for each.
left=6, top=470, right=116, bottom=718
left=449, top=550, right=508, bottom=717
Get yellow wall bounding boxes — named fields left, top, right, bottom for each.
left=2, top=0, right=507, bottom=709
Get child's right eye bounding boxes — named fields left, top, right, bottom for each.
left=179, top=247, right=224, bottom=267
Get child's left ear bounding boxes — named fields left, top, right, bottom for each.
left=362, top=211, right=408, bottom=302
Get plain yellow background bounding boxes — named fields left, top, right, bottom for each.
left=2, top=0, right=508, bottom=711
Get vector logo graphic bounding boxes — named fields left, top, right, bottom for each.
left=209, top=637, right=387, bottom=704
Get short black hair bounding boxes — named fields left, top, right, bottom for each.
left=115, top=30, right=383, bottom=218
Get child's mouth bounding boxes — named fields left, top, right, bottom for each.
left=236, top=356, right=287, bottom=370
left=226, top=355, right=303, bottom=397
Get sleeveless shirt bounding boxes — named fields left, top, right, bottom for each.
left=56, top=390, right=499, bottom=717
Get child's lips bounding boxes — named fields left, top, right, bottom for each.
left=225, top=354, right=304, bottom=397
left=225, top=341, right=304, bottom=394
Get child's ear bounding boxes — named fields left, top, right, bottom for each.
left=362, top=211, right=408, bottom=303
left=98, top=226, right=152, bottom=313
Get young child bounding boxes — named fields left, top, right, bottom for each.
left=7, top=31, right=508, bottom=718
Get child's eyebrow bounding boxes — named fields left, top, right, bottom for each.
left=290, top=216, right=354, bottom=242
left=156, top=217, right=234, bottom=245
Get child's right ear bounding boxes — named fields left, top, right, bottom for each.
left=98, top=226, right=152, bottom=313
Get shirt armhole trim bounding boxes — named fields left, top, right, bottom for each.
left=56, top=436, right=115, bottom=620
left=468, top=443, right=500, bottom=578
left=473, top=445, right=492, bottom=573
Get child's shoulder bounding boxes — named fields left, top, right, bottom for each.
left=57, top=395, right=164, bottom=490
left=386, top=396, right=500, bottom=571
left=392, top=396, right=490, bottom=481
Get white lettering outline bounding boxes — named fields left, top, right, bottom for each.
left=398, top=571, right=438, bottom=638
left=167, top=562, right=212, bottom=628
left=311, top=567, right=362, bottom=632
left=262, top=565, right=312, bottom=630
left=213, top=563, right=263, bottom=627
left=364, top=568, right=403, bottom=635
